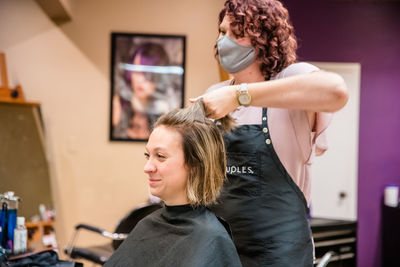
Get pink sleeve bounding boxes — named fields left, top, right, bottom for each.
left=277, top=62, right=332, bottom=159
left=206, top=80, right=231, bottom=93
left=287, top=110, right=333, bottom=165
left=314, top=112, right=333, bottom=156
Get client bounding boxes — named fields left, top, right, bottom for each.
left=104, top=101, right=241, bottom=267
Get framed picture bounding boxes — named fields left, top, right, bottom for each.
left=110, top=33, right=186, bottom=141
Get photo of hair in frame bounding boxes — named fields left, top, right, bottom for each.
left=110, top=32, right=186, bottom=141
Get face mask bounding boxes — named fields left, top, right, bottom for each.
left=217, top=35, right=255, bottom=74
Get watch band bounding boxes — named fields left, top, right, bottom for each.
left=239, top=83, right=247, bottom=92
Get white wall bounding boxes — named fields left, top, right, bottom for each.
left=0, top=0, right=224, bottom=249
left=310, top=62, right=361, bottom=220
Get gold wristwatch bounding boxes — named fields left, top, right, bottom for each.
left=237, top=83, right=251, bottom=106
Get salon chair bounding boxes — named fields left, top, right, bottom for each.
left=64, top=203, right=162, bottom=265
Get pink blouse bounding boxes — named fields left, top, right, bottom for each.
left=208, top=63, right=332, bottom=204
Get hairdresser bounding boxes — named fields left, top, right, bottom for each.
left=191, top=0, right=348, bottom=266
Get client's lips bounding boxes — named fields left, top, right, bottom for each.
left=149, top=178, right=161, bottom=186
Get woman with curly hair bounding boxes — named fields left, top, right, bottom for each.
left=191, top=0, right=348, bottom=266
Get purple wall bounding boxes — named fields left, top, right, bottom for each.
left=282, top=1, right=400, bottom=266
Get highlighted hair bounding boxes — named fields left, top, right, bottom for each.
left=154, top=101, right=234, bottom=206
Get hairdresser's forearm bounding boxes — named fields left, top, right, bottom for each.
left=247, top=71, right=348, bottom=112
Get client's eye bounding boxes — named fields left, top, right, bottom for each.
left=144, top=152, right=150, bottom=159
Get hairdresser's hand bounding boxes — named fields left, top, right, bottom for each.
left=190, top=85, right=239, bottom=119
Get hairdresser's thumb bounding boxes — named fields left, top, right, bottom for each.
left=189, top=96, right=202, bottom=103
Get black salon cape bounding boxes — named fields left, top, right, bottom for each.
left=104, top=204, right=242, bottom=267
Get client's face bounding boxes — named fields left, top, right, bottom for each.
left=144, top=125, right=189, bottom=205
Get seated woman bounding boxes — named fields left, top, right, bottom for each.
left=104, top=102, right=241, bottom=267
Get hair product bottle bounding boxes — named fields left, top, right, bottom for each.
left=13, top=217, right=27, bottom=254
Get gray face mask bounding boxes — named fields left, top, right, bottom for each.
left=217, top=35, right=255, bottom=74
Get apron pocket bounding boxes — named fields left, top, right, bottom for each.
left=225, top=152, right=261, bottom=197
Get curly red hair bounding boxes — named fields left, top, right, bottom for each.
left=216, top=0, right=297, bottom=79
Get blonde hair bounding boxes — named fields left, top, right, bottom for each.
left=153, top=101, right=234, bottom=206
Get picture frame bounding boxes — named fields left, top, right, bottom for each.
left=110, top=32, right=186, bottom=141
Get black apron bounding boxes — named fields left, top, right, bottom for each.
left=212, top=108, right=313, bottom=267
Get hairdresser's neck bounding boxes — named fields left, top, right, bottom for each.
left=232, top=63, right=265, bottom=85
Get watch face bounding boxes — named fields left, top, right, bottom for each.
left=239, top=94, right=251, bottom=105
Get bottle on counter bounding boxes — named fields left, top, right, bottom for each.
left=13, top=217, right=27, bottom=254
left=0, top=191, right=20, bottom=253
